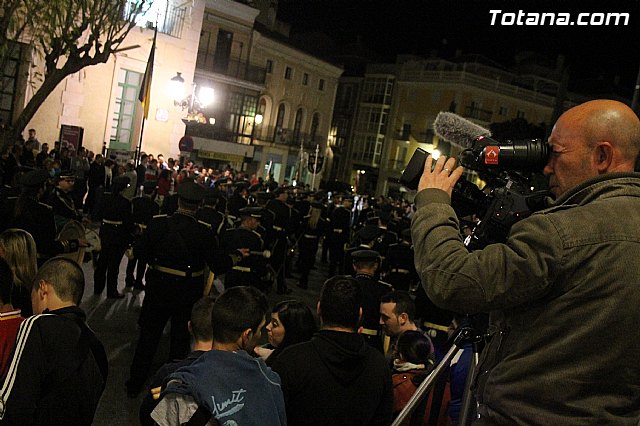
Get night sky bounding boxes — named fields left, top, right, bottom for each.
left=277, top=0, right=640, bottom=93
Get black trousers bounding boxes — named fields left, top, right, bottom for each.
left=127, top=269, right=202, bottom=390
left=93, top=240, right=128, bottom=295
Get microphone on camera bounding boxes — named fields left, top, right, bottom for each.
left=433, top=112, right=492, bottom=148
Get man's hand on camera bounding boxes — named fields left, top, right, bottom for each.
left=418, top=155, right=464, bottom=198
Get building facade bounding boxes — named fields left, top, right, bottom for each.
left=14, top=0, right=341, bottom=187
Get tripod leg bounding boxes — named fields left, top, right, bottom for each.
left=459, top=342, right=480, bottom=425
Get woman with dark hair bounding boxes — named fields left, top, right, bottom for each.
left=392, top=330, right=449, bottom=425
left=255, top=299, right=317, bottom=366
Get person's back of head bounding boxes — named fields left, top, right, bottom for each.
left=381, top=290, right=416, bottom=324
left=211, top=286, right=268, bottom=348
left=33, top=257, right=85, bottom=311
left=190, top=296, right=215, bottom=344
left=396, top=330, right=432, bottom=365
left=319, top=275, right=362, bottom=331
left=0, top=228, right=37, bottom=289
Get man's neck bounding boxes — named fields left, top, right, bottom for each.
left=192, top=340, right=213, bottom=352
left=321, top=325, right=356, bottom=333
left=211, top=341, right=242, bottom=352
left=400, top=322, right=418, bottom=334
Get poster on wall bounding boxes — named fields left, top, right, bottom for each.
left=59, top=125, right=84, bottom=152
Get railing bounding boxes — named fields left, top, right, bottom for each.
left=259, top=126, right=320, bottom=149
left=157, top=3, right=186, bottom=38
left=196, top=55, right=266, bottom=85
left=386, top=159, right=405, bottom=171
left=398, top=69, right=556, bottom=107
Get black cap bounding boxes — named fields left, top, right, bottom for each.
left=142, top=180, right=157, bottom=194
left=177, top=181, right=205, bottom=202
left=366, top=216, right=380, bottom=226
left=239, top=206, right=263, bottom=219
left=356, top=225, right=381, bottom=243
left=21, top=169, right=50, bottom=188
left=351, top=249, right=381, bottom=263
left=58, top=170, right=75, bottom=179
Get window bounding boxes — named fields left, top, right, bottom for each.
left=318, top=78, right=325, bottom=91
left=310, top=113, right=320, bottom=144
left=517, top=110, right=525, bottom=119
left=499, top=106, right=508, bottom=116
left=213, top=30, right=233, bottom=74
left=284, top=66, right=292, bottom=80
left=274, top=103, right=286, bottom=142
left=293, top=108, right=303, bottom=143
left=302, top=73, right=309, bottom=86
left=110, top=69, right=142, bottom=150
left=0, top=42, right=21, bottom=125
left=266, top=59, right=273, bottom=74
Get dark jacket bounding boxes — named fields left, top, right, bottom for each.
left=272, top=330, right=393, bottom=426
left=0, top=306, right=108, bottom=426
left=412, top=173, right=640, bottom=424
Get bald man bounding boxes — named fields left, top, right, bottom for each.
left=411, top=100, right=640, bottom=424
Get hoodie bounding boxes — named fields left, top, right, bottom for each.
left=272, top=330, right=393, bottom=426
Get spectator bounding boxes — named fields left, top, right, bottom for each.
left=0, top=257, right=23, bottom=380
left=139, top=296, right=215, bottom=426
left=391, top=330, right=448, bottom=426
left=271, top=275, right=393, bottom=426
left=151, top=286, right=285, bottom=425
left=0, top=257, right=108, bottom=425
left=0, top=229, right=38, bottom=316
left=254, top=299, right=317, bottom=366
left=379, top=290, right=435, bottom=366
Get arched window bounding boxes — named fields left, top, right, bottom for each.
left=293, top=108, right=303, bottom=143
left=274, top=103, right=286, bottom=142
left=310, top=113, right=320, bottom=144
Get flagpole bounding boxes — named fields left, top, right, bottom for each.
left=135, top=23, right=158, bottom=166
left=311, top=144, right=319, bottom=190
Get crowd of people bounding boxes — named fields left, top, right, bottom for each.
left=1, top=98, right=639, bottom=425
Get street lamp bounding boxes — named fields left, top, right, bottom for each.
left=169, top=72, right=215, bottom=116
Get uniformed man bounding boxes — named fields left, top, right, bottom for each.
left=342, top=225, right=380, bottom=276
left=222, top=206, right=270, bottom=292
left=265, top=187, right=292, bottom=294
left=372, top=214, right=398, bottom=260
left=93, top=175, right=133, bottom=299
left=296, top=201, right=327, bottom=289
left=382, top=228, right=418, bottom=291
left=327, top=195, right=352, bottom=277
left=8, top=169, right=85, bottom=265
left=195, top=189, right=226, bottom=237
left=125, top=180, right=160, bottom=290
left=351, top=249, right=393, bottom=352
left=227, top=181, right=249, bottom=222
left=126, top=181, right=247, bottom=397
left=44, top=170, right=83, bottom=230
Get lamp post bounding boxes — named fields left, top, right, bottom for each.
left=169, top=72, right=215, bottom=120
left=250, top=113, right=263, bottom=145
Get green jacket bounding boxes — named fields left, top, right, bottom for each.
left=412, top=173, right=640, bottom=425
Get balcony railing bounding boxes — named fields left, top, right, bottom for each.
left=196, top=55, right=266, bottom=85
left=258, top=126, right=320, bottom=149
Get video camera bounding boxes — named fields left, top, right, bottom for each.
left=401, top=130, right=551, bottom=249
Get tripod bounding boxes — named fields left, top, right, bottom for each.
left=391, top=322, right=484, bottom=426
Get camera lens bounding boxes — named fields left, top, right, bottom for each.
left=480, top=139, right=549, bottom=171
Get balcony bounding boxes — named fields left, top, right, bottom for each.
left=259, top=126, right=321, bottom=150
left=196, top=55, right=266, bottom=86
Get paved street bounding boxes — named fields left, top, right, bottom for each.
left=83, top=253, right=329, bottom=425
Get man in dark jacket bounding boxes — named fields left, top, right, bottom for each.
left=272, top=275, right=393, bottom=426
left=413, top=99, right=640, bottom=424
left=0, top=257, right=108, bottom=425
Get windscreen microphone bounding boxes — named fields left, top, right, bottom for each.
left=433, top=112, right=492, bottom=148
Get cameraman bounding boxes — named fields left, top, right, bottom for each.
left=411, top=99, right=640, bottom=424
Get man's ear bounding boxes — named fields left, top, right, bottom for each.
left=398, top=312, right=409, bottom=325
left=316, top=301, right=321, bottom=316
left=594, top=142, right=613, bottom=173
left=240, top=328, right=252, bottom=348
left=187, top=320, right=193, bottom=336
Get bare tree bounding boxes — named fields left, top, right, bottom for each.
left=0, top=0, right=147, bottom=147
